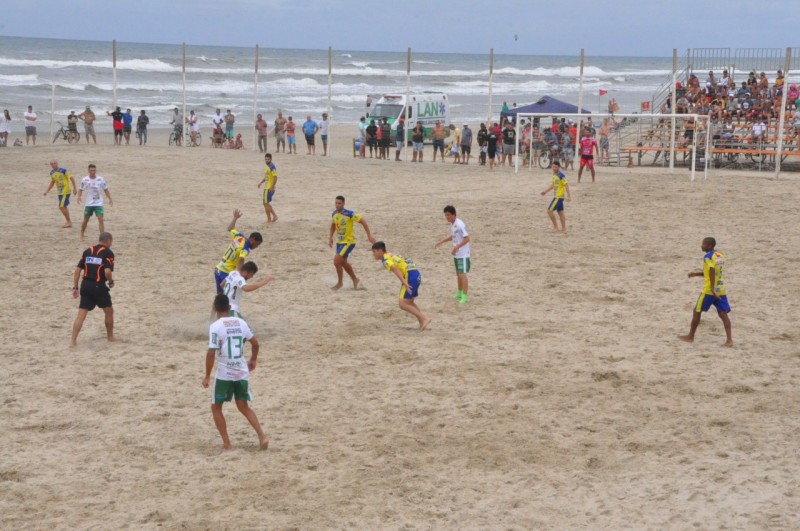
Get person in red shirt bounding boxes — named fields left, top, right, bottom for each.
left=577, top=128, right=599, bottom=183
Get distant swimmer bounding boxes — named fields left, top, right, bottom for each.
left=328, top=195, right=376, bottom=291
left=371, top=241, right=432, bottom=332
left=43, top=160, right=76, bottom=228
left=203, top=293, right=269, bottom=451
left=679, top=237, right=733, bottom=347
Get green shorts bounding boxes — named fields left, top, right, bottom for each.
left=454, top=257, right=471, bottom=274
left=228, top=309, right=245, bottom=320
left=84, top=206, right=104, bottom=218
left=212, top=379, right=252, bottom=404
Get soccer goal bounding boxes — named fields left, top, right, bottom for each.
left=510, top=112, right=711, bottom=181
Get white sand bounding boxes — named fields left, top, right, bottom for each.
left=1, top=128, right=799, bottom=528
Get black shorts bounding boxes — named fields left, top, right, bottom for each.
left=367, top=138, right=377, bottom=147
left=79, top=282, right=112, bottom=311
left=114, top=129, right=123, bottom=137
left=488, top=147, right=497, bottom=159
left=305, top=134, right=315, bottom=146
left=380, top=138, right=390, bottom=148
left=460, top=145, right=471, bottom=155
left=123, top=126, right=132, bottom=133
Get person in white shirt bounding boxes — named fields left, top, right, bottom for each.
left=187, top=110, right=200, bottom=146
left=434, top=205, right=471, bottom=304
left=203, top=293, right=269, bottom=451
left=221, top=261, right=274, bottom=319
left=0, top=109, right=11, bottom=147
left=24, top=105, right=37, bottom=145
left=319, top=112, right=330, bottom=156
left=76, top=164, right=114, bottom=240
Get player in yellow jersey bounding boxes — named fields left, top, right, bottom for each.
left=679, top=237, right=733, bottom=347
left=539, top=160, right=572, bottom=233
left=372, top=241, right=432, bottom=332
left=214, top=209, right=263, bottom=294
left=328, top=195, right=376, bottom=290
left=43, top=160, right=77, bottom=228
left=257, top=153, right=278, bottom=224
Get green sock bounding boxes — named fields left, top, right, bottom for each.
left=459, top=294, right=468, bottom=303
left=452, top=290, right=463, bottom=299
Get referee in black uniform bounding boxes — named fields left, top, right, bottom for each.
left=70, top=232, right=117, bottom=347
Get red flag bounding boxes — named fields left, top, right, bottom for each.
left=599, top=89, right=608, bottom=96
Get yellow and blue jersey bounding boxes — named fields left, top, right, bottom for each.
left=702, top=250, right=726, bottom=296
left=264, top=163, right=277, bottom=189
left=552, top=171, right=568, bottom=198
left=381, top=253, right=417, bottom=278
left=216, top=230, right=251, bottom=273
left=332, top=209, right=363, bottom=245
left=50, top=167, right=73, bottom=195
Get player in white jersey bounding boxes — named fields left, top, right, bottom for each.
left=221, top=261, right=274, bottom=319
left=435, top=205, right=471, bottom=303
left=203, top=294, right=269, bottom=451
left=76, top=164, right=113, bottom=241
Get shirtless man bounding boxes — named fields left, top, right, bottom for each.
left=274, top=112, right=287, bottom=153
left=432, top=121, right=446, bottom=162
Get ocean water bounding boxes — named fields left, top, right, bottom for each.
left=0, top=36, right=672, bottom=131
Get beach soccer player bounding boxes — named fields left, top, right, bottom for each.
left=70, top=232, right=117, bottom=347
left=679, top=237, right=733, bottom=347
left=214, top=209, right=263, bottom=294
left=434, top=205, right=471, bottom=304
left=577, top=128, right=600, bottom=183
left=221, top=261, right=274, bottom=320
left=76, top=164, right=113, bottom=241
left=371, top=242, right=432, bottom=332
left=257, top=153, right=278, bottom=224
left=43, top=160, right=77, bottom=228
left=540, top=160, right=572, bottom=233
left=328, top=195, right=376, bottom=290
left=203, top=293, right=269, bottom=451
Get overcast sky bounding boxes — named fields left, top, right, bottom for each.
left=2, top=0, right=797, bottom=56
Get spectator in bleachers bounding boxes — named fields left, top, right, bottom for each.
left=751, top=118, right=767, bottom=144
left=775, top=70, right=785, bottom=95
left=705, top=71, right=717, bottom=95
left=719, top=69, right=731, bottom=89
left=787, top=84, right=799, bottom=107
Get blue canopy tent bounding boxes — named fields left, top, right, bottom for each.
left=501, top=95, right=590, bottom=123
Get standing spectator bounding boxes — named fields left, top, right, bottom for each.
left=212, top=108, right=224, bottom=138
left=411, top=122, right=424, bottom=162
left=431, top=120, right=446, bottom=162
left=487, top=124, right=499, bottom=170
left=78, top=106, right=97, bottom=144
left=394, top=117, right=405, bottom=161
left=302, top=115, right=318, bottom=155
left=319, top=112, right=330, bottom=156
left=187, top=110, right=200, bottom=146
left=169, top=107, right=183, bottom=146
left=380, top=118, right=391, bottom=160
left=285, top=116, right=297, bottom=154
left=70, top=232, right=117, bottom=347
left=357, top=116, right=366, bottom=158
left=501, top=121, right=516, bottom=166
left=598, top=119, right=611, bottom=164
left=224, top=109, right=235, bottom=140
left=449, top=124, right=462, bottom=164
left=24, top=105, right=37, bottom=146
left=476, top=123, right=488, bottom=165
left=67, top=110, right=80, bottom=143
left=122, top=108, right=133, bottom=145
left=365, top=119, right=378, bottom=158
left=107, top=106, right=124, bottom=146
left=274, top=111, right=287, bottom=153
left=255, top=113, right=268, bottom=153
left=460, top=124, right=472, bottom=165
left=136, top=110, right=149, bottom=145
left=0, top=109, right=10, bottom=147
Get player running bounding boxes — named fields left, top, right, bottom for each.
left=371, top=241, right=432, bottom=332
left=328, top=195, right=376, bottom=290
left=43, top=159, right=76, bottom=228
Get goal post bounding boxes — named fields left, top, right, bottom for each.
left=510, top=112, right=710, bottom=181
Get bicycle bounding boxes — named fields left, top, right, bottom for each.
left=169, top=127, right=183, bottom=146
left=188, top=130, right=202, bottom=147
left=52, top=121, right=80, bottom=144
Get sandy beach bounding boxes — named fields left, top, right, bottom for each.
left=1, top=126, right=799, bottom=529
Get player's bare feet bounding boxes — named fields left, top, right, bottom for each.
left=108, top=336, right=119, bottom=343
left=259, top=435, right=269, bottom=450
left=724, top=340, right=733, bottom=348
left=272, top=216, right=278, bottom=222
left=420, top=317, right=432, bottom=332
left=69, top=341, right=77, bottom=348
left=222, top=444, right=233, bottom=451
left=352, top=277, right=360, bottom=290
left=62, top=223, right=72, bottom=228
left=80, top=234, right=86, bottom=241
left=678, top=335, right=694, bottom=343
left=551, top=228, right=560, bottom=233
left=331, top=283, right=343, bottom=291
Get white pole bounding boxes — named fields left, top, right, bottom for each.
left=775, top=47, right=792, bottom=179
left=182, top=43, right=187, bottom=147
left=669, top=49, right=677, bottom=171
left=405, top=47, right=411, bottom=162
left=253, top=44, right=259, bottom=152
left=690, top=114, right=697, bottom=182
left=487, top=48, right=494, bottom=126
left=574, top=48, right=584, bottom=169
left=50, top=83, right=55, bottom=140
left=328, top=46, right=333, bottom=158
left=112, top=40, right=117, bottom=111
left=514, top=117, right=520, bottom=173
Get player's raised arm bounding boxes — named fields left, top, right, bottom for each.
left=227, top=209, right=243, bottom=231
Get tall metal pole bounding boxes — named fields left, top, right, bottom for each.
left=328, top=46, right=333, bottom=158
left=50, top=83, right=55, bottom=140
left=487, top=48, right=494, bottom=126
left=253, top=44, right=259, bottom=152
left=405, top=47, right=411, bottom=162
left=574, top=48, right=584, bottom=169
left=775, top=47, right=792, bottom=179
left=669, top=48, right=677, bottom=171
left=182, top=43, right=187, bottom=147
left=112, top=40, right=117, bottom=110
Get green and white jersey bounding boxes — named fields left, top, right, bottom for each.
left=222, top=270, right=247, bottom=312
left=208, top=316, right=253, bottom=381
